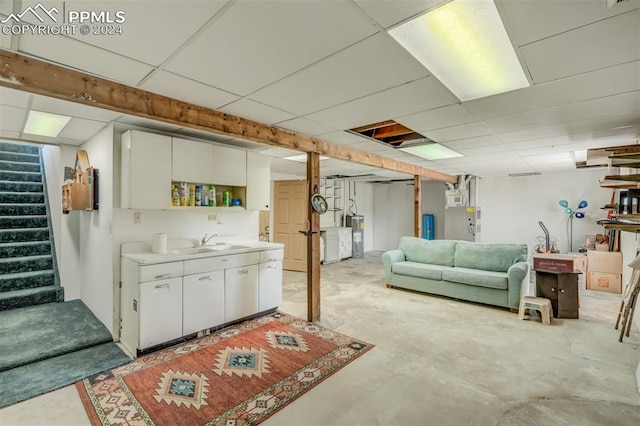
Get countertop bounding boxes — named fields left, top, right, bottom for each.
left=121, top=241, right=284, bottom=265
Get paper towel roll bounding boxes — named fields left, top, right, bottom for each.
left=151, top=233, right=167, bottom=254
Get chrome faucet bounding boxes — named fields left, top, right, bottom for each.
left=201, top=233, right=217, bottom=246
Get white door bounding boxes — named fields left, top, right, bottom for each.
left=182, top=271, right=224, bottom=335
left=224, top=264, right=258, bottom=322
left=139, top=277, right=182, bottom=349
left=259, top=261, right=282, bottom=311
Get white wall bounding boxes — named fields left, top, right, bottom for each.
left=372, top=181, right=414, bottom=251
left=481, top=169, right=612, bottom=255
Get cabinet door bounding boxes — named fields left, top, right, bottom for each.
left=121, top=130, right=172, bottom=209
left=172, top=138, right=215, bottom=183
left=224, top=264, right=258, bottom=322
left=246, top=152, right=270, bottom=210
left=183, top=271, right=225, bottom=335
left=259, top=261, right=282, bottom=311
left=139, top=277, right=182, bottom=349
left=212, top=145, right=247, bottom=186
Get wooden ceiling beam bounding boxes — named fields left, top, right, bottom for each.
left=0, top=50, right=457, bottom=183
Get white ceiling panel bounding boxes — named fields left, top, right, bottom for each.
left=31, top=95, right=121, bottom=122
left=442, top=135, right=504, bottom=150
left=522, top=152, right=574, bottom=165
left=424, top=121, right=493, bottom=143
left=165, top=0, right=377, bottom=96
left=346, top=141, right=392, bottom=153
left=0, top=87, right=31, bottom=109
left=454, top=144, right=511, bottom=157
left=465, top=61, right=640, bottom=120
left=62, top=1, right=229, bottom=66
left=248, top=33, right=428, bottom=115
left=57, top=118, right=108, bottom=141
left=316, top=131, right=371, bottom=145
left=396, top=104, right=477, bottom=133
left=19, top=33, right=153, bottom=86
left=307, top=77, right=457, bottom=130
left=506, top=125, right=640, bottom=151
left=500, top=0, right=640, bottom=46
left=220, top=99, right=296, bottom=125
left=276, top=118, right=336, bottom=136
left=485, top=91, right=640, bottom=133
left=521, top=10, right=640, bottom=84
left=141, top=71, right=239, bottom=110
left=353, top=0, right=443, bottom=28
left=0, top=105, right=26, bottom=132
left=0, top=130, right=20, bottom=139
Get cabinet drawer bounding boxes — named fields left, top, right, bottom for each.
left=139, top=261, right=183, bottom=282
left=259, top=249, right=283, bottom=263
left=184, top=252, right=260, bottom=275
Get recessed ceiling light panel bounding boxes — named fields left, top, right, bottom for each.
left=23, top=110, right=72, bottom=137
left=399, top=142, right=462, bottom=160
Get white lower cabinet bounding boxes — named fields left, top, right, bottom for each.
left=139, top=277, right=183, bottom=349
left=182, top=270, right=225, bottom=336
left=224, top=264, right=259, bottom=322
left=259, top=261, right=283, bottom=311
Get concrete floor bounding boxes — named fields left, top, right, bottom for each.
left=2, top=252, right=639, bottom=425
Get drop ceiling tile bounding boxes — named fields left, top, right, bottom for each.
left=424, top=121, right=493, bottom=143
left=0, top=87, right=31, bottom=108
left=165, top=0, right=377, bottom=96
left=31, top=95, right=121, bottom=122
left=19, top=33, right=153, bottom=86
left=62, top=1, right=229, bottom=66
left=276, top=118, right=336, bottom=136
left=57, top=118, right=108, bottom=141
left=464, top=61, right=640, bottom=120
left=396, top=104, right=477, bottom=133
left=523, top=152, right=574, bottom=165
left=0, top=130, right=20, bottom=139
left=454, top=144, right=511, bottom=157
left=0, top=105, right=26, bottom=132
left=500, top=0, right=640, bottom=46
left=316, top=131, right=371, bottom=145
left=249, top=33, right=428, bottom=115
left=521, top=10, right=640, bottom=84
left=442, top=135, right=503, bottom=150
left=346, top=141, right=391, bottom=153
left=354, top=0, right=442, bottom=28
left=141, top=71, right=239, bottom=110
left=220, top=99, right=295, bottom=125
left=307, top=77, right=457, bottom=130
left=485, top=91, right=640, bottom=133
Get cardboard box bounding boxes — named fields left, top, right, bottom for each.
left=533, top=254, right=584, bottom=273
left=586, top=271, right=622, bottom=294
left=587, top=250, right=622, bottom=274
left=594, top=244, right=609, bottom=251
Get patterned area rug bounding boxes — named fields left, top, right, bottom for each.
left=76, top=312, right=373, bottom=425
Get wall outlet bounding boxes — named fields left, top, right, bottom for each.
left=208, top=214, right=217, bottom=222
left=133, top=212, right=142, bottom=224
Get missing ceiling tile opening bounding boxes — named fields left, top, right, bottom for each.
left=349, top=120, right=426, bottom=147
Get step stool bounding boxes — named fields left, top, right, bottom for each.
left=518, top=296, right=552, bottom=325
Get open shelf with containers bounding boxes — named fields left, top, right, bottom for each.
left=320, top=178, right=344, bottom=227
left=170, top=181, right=246, bottom=209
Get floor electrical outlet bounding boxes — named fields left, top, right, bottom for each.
left=133, top=212, right=142, bottom=224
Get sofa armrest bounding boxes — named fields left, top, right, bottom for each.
left=382, top=249, right=405, bottom=283
left=507, top=261, right=529, bottom=308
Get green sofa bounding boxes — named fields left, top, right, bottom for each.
left=382, top=237, right=529, bottom=310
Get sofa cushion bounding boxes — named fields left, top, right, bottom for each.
left=399, top=237, right=457, bottom=267
left=442, top=268, right=509, bottom=290
left=454, top=242, right=527, bottom=272
left=392, top=262, right=452, bottom=280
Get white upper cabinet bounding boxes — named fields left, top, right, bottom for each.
left=172, top=137, right=215, bottom=183
left=121, top=130, right=172, bottom=209
left=212, top=145, right=247, bottom=186
left=246, top=152, right=270, bottom=210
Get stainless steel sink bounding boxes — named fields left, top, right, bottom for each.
left=211, top=244, right=249, bottom=251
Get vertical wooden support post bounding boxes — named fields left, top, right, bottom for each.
left=414, top=175, right=422, bottom=238
left=307, top=152, right=321, bottom=322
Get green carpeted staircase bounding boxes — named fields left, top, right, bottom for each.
left=0, top=141, right=63, bottom=311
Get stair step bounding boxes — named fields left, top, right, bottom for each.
left=0, top=152, right=40, bottom=164
left=0, top=180, right=43, bottom=193
left=0, top=241, right=51, bottom=258
left=0, top=228, right=49, bottom=243
left=0, top=215, right=48, bottom=229
left=0, top=285, right=61, bottom=311
left=0, top=160, right=41, bottom=174
left=0, top=270, right=55, bottom=293
left=0, top=204, right=46, bottom=216
left=0, top=142, right=39, bottom=155
left=0, top=255, right=52, bottom=275
left=0, top=171, right=42, bottom=183
left=0, top=192, right=45, bottom=204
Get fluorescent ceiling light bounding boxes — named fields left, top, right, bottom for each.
left=23, top=110, right=71, bottom=137
left=399, top=142, right=462, bottom=160
left=283, top=154, right=329, bottom=162
left=389, top=0, right=530, bottom=101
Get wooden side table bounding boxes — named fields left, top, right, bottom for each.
left=534, top=270, right=580, bottom=319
